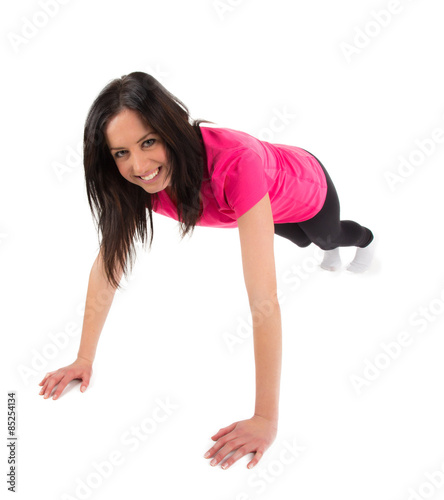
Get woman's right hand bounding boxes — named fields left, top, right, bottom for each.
left=38, top=356, right=93, bottom=400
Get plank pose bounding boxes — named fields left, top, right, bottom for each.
left=38, top=72, right=376, bottom=470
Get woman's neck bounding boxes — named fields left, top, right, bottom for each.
left=164, top=185, right=177, bottom=205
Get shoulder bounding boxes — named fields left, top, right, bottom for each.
left=200, top=125, right=265, bottom=169
left=200, top=125, right=263, bottom=151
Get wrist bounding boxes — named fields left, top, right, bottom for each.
left=77, top=354, right=94, bottom=364
left=254, top=412, right=279, bottom=426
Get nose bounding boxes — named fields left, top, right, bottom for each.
left=132, top=151, right=153, bottom=176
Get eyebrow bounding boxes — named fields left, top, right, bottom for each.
left=109, top=131, right=156, bottom=151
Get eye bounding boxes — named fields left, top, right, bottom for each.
left=113, top=138, right=156, bottom=159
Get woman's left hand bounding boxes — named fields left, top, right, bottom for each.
left=204, top=414, right=278, bottom=470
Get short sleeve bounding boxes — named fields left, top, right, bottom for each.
left=223, top=149, right=269, bottom=219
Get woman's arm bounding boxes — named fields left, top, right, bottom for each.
left=77, top=248, right=123, bottom=363
left=204, top=192, right=281, bottom=469
left=39, top=248, right=123, bottom=399
left=237, top=192, right=282, bottom=424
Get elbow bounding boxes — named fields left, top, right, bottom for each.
left=248, top=289, right=281, bottom=320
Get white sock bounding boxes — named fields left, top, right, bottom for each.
left=346, top=235, right=377, bottom=273
left=320, top=248, right=342, bottom=271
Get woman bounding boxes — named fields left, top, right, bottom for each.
left=38, top=71, right=376, bottom=471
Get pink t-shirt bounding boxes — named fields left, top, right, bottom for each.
left=151, top=126, right=328, bottom=228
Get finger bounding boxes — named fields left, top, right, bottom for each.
left=204, top=435, right=232, bottom=460
left=211, top=422, right=237, bottom=440
left=42, top=374, right=64, bottom=399
left=209, top=440, right=241, bottom=467
left=39, top=372, right=55, bottom=386
left=51, top=376, right=70, bottom=400
left=221, top=445, right=250, bottom=470
left=247, top=450, right=264, bottom=470
left=80, top=373, right=91, bottom=393
left=39, top=380, right=50, bottom=395
left=40, top=373, right=59, bottom=395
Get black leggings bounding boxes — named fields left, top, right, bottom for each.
left=274, top=150, right=373, bottom=250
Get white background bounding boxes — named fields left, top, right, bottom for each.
left=2, top=0, right=444, bottom=499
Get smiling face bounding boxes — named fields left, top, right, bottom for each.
left=105, top=107, right=172, bottom=195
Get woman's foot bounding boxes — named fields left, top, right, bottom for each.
left=346, top=234, right=377, bottom=273
left=320, top=248, right=342, bottom=271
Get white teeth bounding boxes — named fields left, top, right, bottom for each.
left=140, top=167, right=160, bottom=181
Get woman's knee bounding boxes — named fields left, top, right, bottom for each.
left=274, top=223, right=312, bottom=247
left=313, top=233, right=340, bottom=250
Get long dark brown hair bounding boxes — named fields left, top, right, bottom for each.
left=83, top=71, right=214, bottom=289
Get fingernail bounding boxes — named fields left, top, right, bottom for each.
left=221, top=463, right=228, bottom=469
left=53, top=395, right=58, bottom=400
left=210, top=459, right=217, bottom=466
left=204, top=452, right=210, bottom=458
